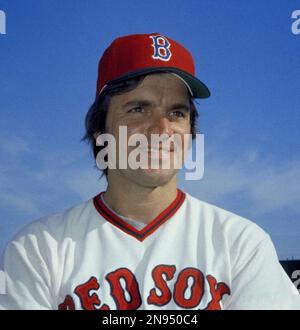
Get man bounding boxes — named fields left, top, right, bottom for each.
left=1, top=33, right=299, bottom=310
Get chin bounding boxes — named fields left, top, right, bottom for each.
left=134, top=168, right=178, bottom=187
left=114, top=168, right=176, bottom=188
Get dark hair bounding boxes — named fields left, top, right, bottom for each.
left=82, top=73, right=199, bottom=178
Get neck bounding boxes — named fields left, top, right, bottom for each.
left=104, top=172, right=178, bottom=224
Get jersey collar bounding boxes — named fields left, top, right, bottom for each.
left=93, top=189, right=186, bottom=242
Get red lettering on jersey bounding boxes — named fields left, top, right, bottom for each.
left=58, top=295, right=75, bottom=310
left=106, top=268, right=142, bottom=310
left=74, top=276, right=110, bottom=310
left=205, top=275, right=231, bottom=310
left=173, top=268, right=204, bottom=308
left=147, top=264, right=176, bottom=306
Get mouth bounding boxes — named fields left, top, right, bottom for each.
left=140, top=149, right=175, bottom=164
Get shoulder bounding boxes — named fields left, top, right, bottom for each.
left=5, top=197, right=96, bottom=253
left=183, top=191, right=282, bottom=279
left=183, top=191, right=269, bottom=245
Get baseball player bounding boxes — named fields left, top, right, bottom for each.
left=1, top=33, right=300, bottom=310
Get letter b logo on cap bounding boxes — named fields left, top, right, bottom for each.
left=150, top=35, right=172, bottom=61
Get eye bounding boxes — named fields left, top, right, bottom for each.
left=169, top=110, right=185, bottom=118
left=128, top=106, right=144, bottom=113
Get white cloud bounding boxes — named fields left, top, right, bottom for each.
left=247, top=160, right=300, bottom=215
left=66, top=169, right=107, bottom=201
left=0, top=132, right=31, bottom=156
left=0, top=132, right=104, bottom=220
left=0, top=192, right=41, bottom=216
left=180, top=147, right=300, bottom=217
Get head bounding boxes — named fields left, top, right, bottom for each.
left=83, top=33, right=210, bottom=187
left=83, top=72, right=199, bottom=184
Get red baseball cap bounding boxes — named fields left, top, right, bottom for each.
left=96, top=33, right=210, bottom=99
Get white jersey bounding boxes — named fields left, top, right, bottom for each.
left=0, top=189, right=299, bottom=310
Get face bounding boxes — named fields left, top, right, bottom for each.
left=103, top=73, right=192, bottom=188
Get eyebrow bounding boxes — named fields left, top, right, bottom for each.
left=122, top=99, right=191, bottom=111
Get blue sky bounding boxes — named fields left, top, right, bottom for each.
left=0, top=0, right=299, bottom=259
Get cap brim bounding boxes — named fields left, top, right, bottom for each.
left=107, top=67, right=211, bottom=99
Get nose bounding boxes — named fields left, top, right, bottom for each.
left=148, top=116, right=174, bottom=136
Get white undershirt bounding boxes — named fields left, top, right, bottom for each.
left=101, top=194, right=147, bottom=230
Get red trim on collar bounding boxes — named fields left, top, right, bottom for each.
left=93, top=189, right=186, bottom=242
